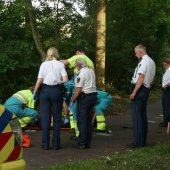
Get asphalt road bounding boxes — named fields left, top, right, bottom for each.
left=23, top=99, right=170, bottom=170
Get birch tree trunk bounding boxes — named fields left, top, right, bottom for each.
left=96, top=0, right=106, bottom=90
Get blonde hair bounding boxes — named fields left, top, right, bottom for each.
left=46, top=47, right=59, bottom=61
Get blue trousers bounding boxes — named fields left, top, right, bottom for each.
left=40, top=85, right=63, bottom=148
left=131, top=85, right=150, bottom=147
left=162, top=90, right=170, bottom=124
left=77, top=93, right=97, bottom=147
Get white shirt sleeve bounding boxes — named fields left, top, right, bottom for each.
left=138, top=60, right=147, bottom=75
left=75, top=73, right=85, bottom=88
left=61, top=64, right=68, bottom=77
left=162, top=69, right=170, bottom=87
left=38, top=63, right=44, bottom=78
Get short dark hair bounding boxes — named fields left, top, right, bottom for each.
left=76, top=48, right=85, bottom=53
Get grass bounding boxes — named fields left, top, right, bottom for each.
left=39, top=141, right=170, bottom=170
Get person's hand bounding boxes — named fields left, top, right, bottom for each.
left=33, top=92, right=37, bottom=102
left=69, top=102, right=73, bottom=107
left=129, top=91, right=136, bottom=100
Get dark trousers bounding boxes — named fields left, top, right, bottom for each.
left=162, top=90, right=170, bottom=124
left=77, top=94, right=97, bottom=147
left=40, top=86, right=63, bottom=148
left=131, top=85, right=150, bottom=147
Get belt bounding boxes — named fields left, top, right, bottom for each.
left=43, top=84, right=63, bottom=88
left=130, top=84, right=149, bottom=94
left=83, top=92, right=97, bottom=96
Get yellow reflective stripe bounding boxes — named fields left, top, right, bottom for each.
left=18, top=117, right=32, bottom=127
left=97, top=123, right=106, bottom=130
left=3, top=123, right=12, bottom=133
left=13, top=92, right=28, bottom=104
left=0, top=159, right=26, bottom=170
left=69, top=111, right=75, bottom=129
left=96, top=115, right=105, bottom=121
left=0, top=105, right=5, bottom=116
left=0, top=134, right=14, bottom=163
left=73, top=120, right=79, bottom=137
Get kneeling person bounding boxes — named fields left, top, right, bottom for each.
left=4, top=87, right=38, bottom=127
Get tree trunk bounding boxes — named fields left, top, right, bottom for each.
left=23, top=0, right=46, bottom=61
left=96, top=0, right=106, bottom=90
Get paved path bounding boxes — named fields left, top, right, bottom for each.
left=23, top=99, right=169, bottom=170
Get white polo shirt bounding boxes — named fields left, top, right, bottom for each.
left=131, top=55, right=156, bottom=88
left=162, top=67, right=170, bottom=88
left=75, top=67, right=96, bottom=93
left=38, top=59, right=67, bottom=85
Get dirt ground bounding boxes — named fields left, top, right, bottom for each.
left=23, top=99, right=170, bottom=170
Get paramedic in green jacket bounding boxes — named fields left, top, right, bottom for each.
left=61, top=48, right=94, bottom=73
left=4, top=87, right=38, bottom=127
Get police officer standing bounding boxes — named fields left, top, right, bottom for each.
left=159, top=58, right=170, bottom=127
left=70, top=58, right=97, bottom=149
left=34, top=47, right=68, bottom=150
left=129, top=44, right=156, bottom=148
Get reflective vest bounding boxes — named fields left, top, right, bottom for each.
left=67, top=55, right=94, bottom=73
left=13, top=90, right=34, bottom=109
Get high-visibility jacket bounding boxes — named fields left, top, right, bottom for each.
left=13, top=90, right=35, bottom=108
left=67, top=55, right=94, bottom=73
left=4, top=90, right=38, bottom=127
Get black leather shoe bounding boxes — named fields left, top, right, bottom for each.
left=159, top=122, right=168, bottom=127
left=72, top=144, right=86, bottom=149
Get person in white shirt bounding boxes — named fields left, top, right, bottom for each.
left=70, top=58, right=97, bottom=149
left=128, top=44, right=156, bottom=148
left=159, top=58, right=170, bottom=127
left=34, top=47, right=68, bottom=150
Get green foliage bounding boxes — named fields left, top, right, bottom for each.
left=0, top=0, right=170, bottom=100
left=0, top=0, right=40, bottom=99
left=106, top=0, right=170, bottom=92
